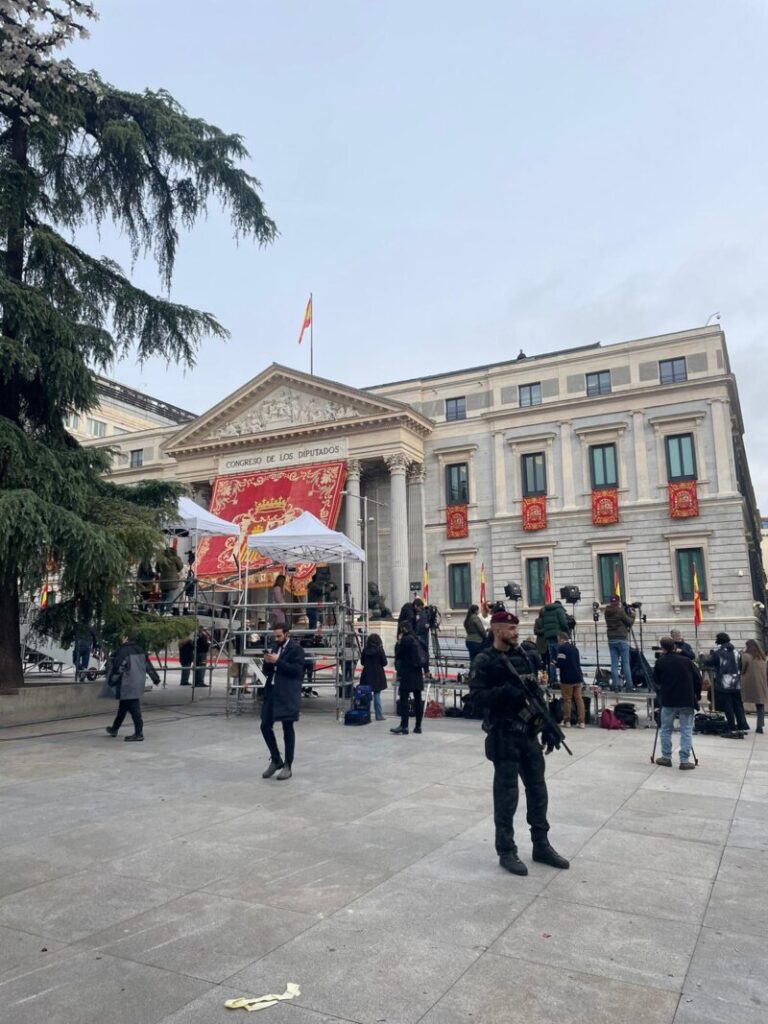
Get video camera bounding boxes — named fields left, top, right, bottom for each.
left=425, top=604, right=441, bottom=630
left=489, top=600, right=507, bottom=614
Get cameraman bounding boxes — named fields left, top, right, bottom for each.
left=604, top=596, right=635, bottom=692
left=397, top=596, right=430, bottom=671
left=670, top=629, right=695, bottom=661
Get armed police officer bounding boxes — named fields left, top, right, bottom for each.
left=470, top=609, right=570, bottom=877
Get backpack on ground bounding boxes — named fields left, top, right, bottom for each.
left=548, top=697, right=564, bottom=723
left=613, top=701, right=639, bottom=729
left=424, top=699, right=445, bottom=718
left=352, top=684, right=372, bottom=709
left=600, top=707, right=627, bottom=730
left=694, top=711, right=729, bottom=735
left=344, top=708, right=370, bottom=726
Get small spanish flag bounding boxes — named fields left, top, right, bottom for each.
left=613, top=564, right=622, bottom=600
left=423, top=562, right=429, bottom=605
left=298, top=295, right=312, bottom=345
left=479, top=562, right=487, bottom=616
left=693, top=565, right=703, bottom=627
left=544, top=564, right=552, bottom=604
left=40, top=582, right=49, bottom=609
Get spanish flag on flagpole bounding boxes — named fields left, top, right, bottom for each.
left=479, top=562, right=487, bottom=615
left=423, top=562, right=429, bottom=605
left=544, top=564, right=552, bottom=604
left=298, top=295, right=312, bottom=345
left=613, top=564, right=622, bottom=600
left=692, top=566, right=703, bottom=627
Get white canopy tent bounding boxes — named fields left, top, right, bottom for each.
left=245, top=510, right=365, bottom=565
left=175, top=496, right=241, bottom=537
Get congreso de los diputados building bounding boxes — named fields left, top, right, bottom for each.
left=79, top=324, right=767, bottom=646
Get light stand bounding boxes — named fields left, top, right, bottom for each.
left=592, top=602, right=602, bottom=678
left=504, top=582, right=522, bottom=618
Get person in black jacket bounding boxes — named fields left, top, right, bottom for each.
left=653, top=636, right=702, bottom=769
left=470, top=610, right=569, bottom=876
left=390, top=623, right=425, bottom=735
left=397, top=597, right=430, bottom=672
left=670, top=629, right=695, bottom=660
left=555, top=632, right=585, bottom=728
left=178, top=635, right=194, bottom=686
left=360, top=633, right=388, bottom=721
left=193, top=628, right=210, bottom=687
left=704, top=632, right=749, bottom=736
left=260, top=624, right=306, bottom=780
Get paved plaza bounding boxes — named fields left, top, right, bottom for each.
left=0, top=690, right=766, bottom=1024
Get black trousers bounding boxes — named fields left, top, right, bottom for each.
left=112, top=699, right=142, bottom=736
left=716, top=690, right=749, bottom=732
left=260, top=691, right=296, bottom=766
left=492, top=733, right=550, bottom=856
left=398, top=685, right=424, bottom=730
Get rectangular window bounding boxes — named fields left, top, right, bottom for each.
left=519, top=382, right=542, bottom=408
left=129, top=449, right=144, bottom=469
left=590, top=443, right=618, bottom=489
left=86, top=418, right=106, bottom=437
left=445, top=396, right=466, bottom=421
left=521, top=452, right=547, bottom=497
left=64, top=413, right=80, bottom=430
left=445, top=462, right=469, bottom=504
left=586, top=370, right=611, bottom=396
left=665, top=433, right=697, bottom=481
left=448, top=563, right=471, bottom=609
left=597, top=553, right=625, bottom=603
left=111, top=426, right=128, bottom=435
left=677, top=548, right=708, bottom=601
left=526, top=557, right=549, bottom=607
left=659, top=357, right=687, bottom=384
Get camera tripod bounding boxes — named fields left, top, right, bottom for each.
left=650, top=716, right=698, bottom=765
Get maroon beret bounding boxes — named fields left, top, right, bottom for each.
left=490, top=610, right=519, bottom=625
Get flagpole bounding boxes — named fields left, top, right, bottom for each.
left=310, top=292, right=314, bottom=376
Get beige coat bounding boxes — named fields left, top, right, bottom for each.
left=741, top=652, right=768, bottom=705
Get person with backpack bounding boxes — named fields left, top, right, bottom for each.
left=740, top=639, right=767, bottom=735
left=555, top=632, right=585, bottom=728
left=390, top=622, right=425, bottom=735
left=534, top=601, right=570, bottom=683
left=360, top=633, right=388, bottom=721
left=101, top=634, right=160, bottom=742
left=704, top=632, right=749, bottom=736
left=652, top=635, right=702, bottom=769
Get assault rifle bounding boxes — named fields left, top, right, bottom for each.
left=499, top=653, right=573, bottom=756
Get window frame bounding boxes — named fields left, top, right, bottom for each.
left=519, top=382, right=542, bottom=408
left=597, top=552, right=625, bottom=603
left=665, top=433, right=697, bottom=482
left=589, top=442, right=618, bottom=490
left=659, top=357, right=687, bottom=385
left=129, top=449, right=144, bottom=469
left=445, top=396, right=467, bottom=422
left=586, top=370, right=612, bottom=397
left=526, top=556, right=549, bottom=608
left=445, top=461, right=469, bottom=505
left=676, top=547, right=708, bottom=601
left=86, top=417, right=106, bottom=438
left=521, top=451, right=547, bottom=497
left=448, top=562, right=472, bottom=610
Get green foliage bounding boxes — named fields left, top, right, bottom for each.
left=0, top=8, right=275, bottom=682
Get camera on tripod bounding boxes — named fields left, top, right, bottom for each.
left=591, top=600, right=600, bottom=623
left=624, top=600, right=642, bottom=612
left=503, top=582, right=522, bottom=601
left=489, top=600, right=507, bottom=614
left=425, top=604, right=441, bottom=630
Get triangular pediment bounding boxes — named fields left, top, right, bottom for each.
left=166, top=364, right=431, bottom=454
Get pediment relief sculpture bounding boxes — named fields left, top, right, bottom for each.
left=207, top=386, right=363, bottom=439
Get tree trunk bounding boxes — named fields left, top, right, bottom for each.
left=0, top=575, right=24, bottom=689
left=0, top=114, right=28, bottom=689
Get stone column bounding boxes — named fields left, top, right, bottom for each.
left=560, top=423, right=575, bottom=509
left=710, top=399, right=736, bottom=495
left=632, top=411, right=650, bottom=501
left=493, top=431, right=508, bottom=516
left=344, top=459, right=363, bottom=614
left=407, top=463, right=426, bottom=590
left=385, top=453, right=411, bottom=612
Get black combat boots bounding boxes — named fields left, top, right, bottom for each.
left=499, top=852, right=528, bottom=876
left=532, top=841, right=570, bottom=869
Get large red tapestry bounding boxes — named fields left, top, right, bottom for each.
left=669, top=481, right=699, bottom=519
left=522, top=496, right=547, bottom=531
left=446, top=504, right=469, bottom=539
left=196, top=461, right=347, bottom=591
left=592, top=488, right=619, bottom=526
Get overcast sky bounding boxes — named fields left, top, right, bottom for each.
left=69, top=1, right=768, bottom=508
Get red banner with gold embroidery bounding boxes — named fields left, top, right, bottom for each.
left=522, top=496, right=547, bottom=531
left=196, top=461, right=347, bottom=590
left=446, top=504, right=469, bottom=539
left=592, top=488, right=619, bottom=525
left=669, top=481, right=699, bottom=519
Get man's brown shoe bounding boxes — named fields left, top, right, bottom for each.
left=655, top=757, right=672, bottom=767
left=679, top=762, right=696, bottom=770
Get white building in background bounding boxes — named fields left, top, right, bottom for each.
left=82, top=325, right=767, bottom=645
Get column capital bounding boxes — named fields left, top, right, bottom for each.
left=407, top=462, right=426, bottom=485
left=384, top=452, right=410, bottom=474
left=347, top=458, right=362, bottom=481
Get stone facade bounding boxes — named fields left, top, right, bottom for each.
left=83, top=325, right=766, bottom=646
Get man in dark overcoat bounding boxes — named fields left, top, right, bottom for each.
left=652, top=635, right=702, bottom=769
left=260, top=624, right=306, bottom=781
left=101, top=634, right=160, bottom=741
left=390, top=622, right=425, bottom=735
